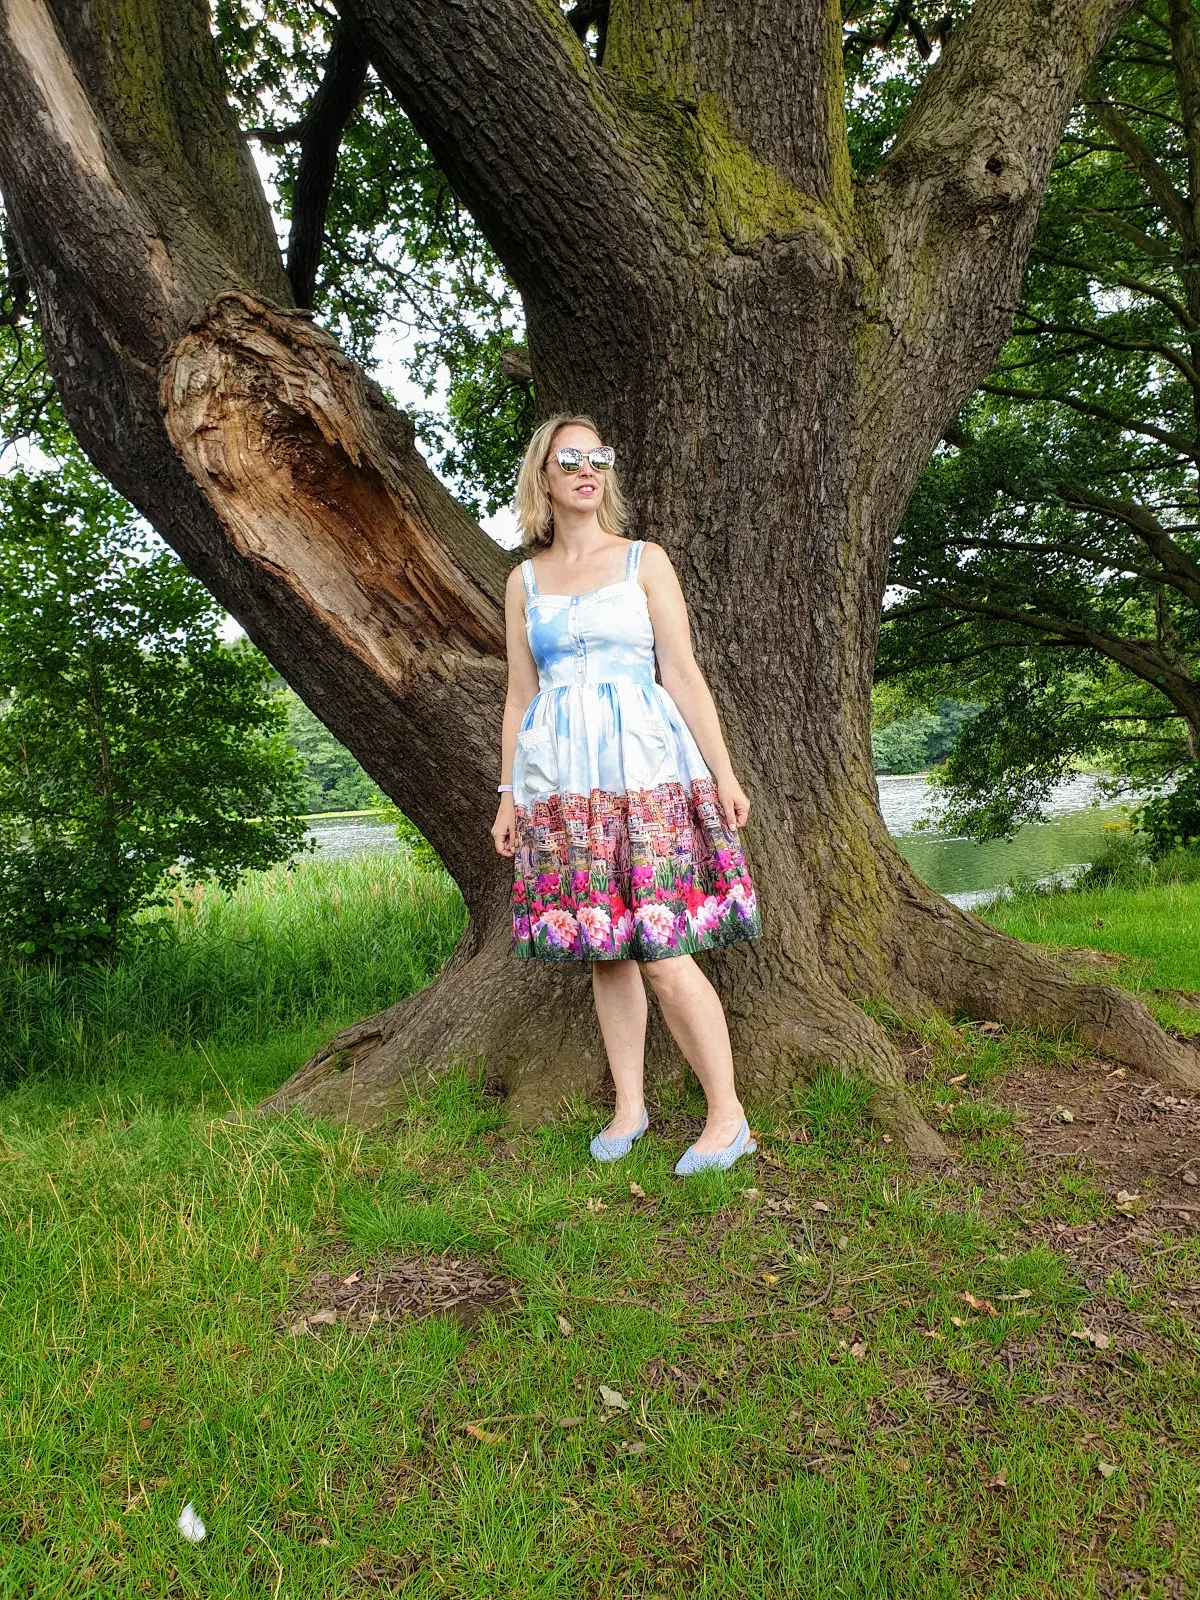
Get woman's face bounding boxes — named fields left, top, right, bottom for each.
left=542, top=425, right=607, bottom=520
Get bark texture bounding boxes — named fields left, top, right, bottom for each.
left=2, top=0, right=1196, bottom=1157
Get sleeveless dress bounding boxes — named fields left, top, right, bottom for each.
left=511, top=539, right=763, bottom=962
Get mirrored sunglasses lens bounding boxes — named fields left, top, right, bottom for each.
left=589, top=448, right=615, bottom=470
left=556, top=448, right=583, bottom=472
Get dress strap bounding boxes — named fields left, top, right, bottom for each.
left=625, top=539, right=644, bottom=582
left=520, top=558, right=537, bottom=599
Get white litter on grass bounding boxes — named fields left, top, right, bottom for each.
left=177, top=1502, right=207, bottom=1543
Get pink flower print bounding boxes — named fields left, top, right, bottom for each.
left=535, top=908, right=579, bottom=950
left=535, top=871, right=560, bottom=896
left=512, top=879, right=527, bottom=904
left=608, top=890, right=628, bottom=921
left=613, top=909, right=634, bottom=949
left=577, top=904, right=612, bottom=951
left=713, top=848, right=734, bottom=873
left=689, top=894, right=722, bottom=937
left=571, top=869, right=590, bottom=895
left=513, top=913, right=531, bottom=943
left=631, top=864, right=654, bottom=890
left=634, top=902, right=675, bottom=946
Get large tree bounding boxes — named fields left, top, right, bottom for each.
left=1, top=0, right=1196, bottom=1154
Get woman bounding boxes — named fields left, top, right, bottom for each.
left=490, top=414, right=763, bottom=1174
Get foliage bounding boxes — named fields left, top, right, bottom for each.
left=1132, top=763, right=1200, bottom=858
left=870, top=697, right=980, bottom=774
left=277, top=682, right=386, bottom=813
left=0, top=465, right=311, bottom=962
left=0, top=852, right=465, bottom=1086
left=882, top=2, right=1200, bottom=838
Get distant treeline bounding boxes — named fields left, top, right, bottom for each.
left=276, top=684, right=386, bottom=815
left=870, top=699, right=981, bottom=776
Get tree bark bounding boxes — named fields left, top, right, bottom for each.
left=2, top=0, right=1196, bottom=1157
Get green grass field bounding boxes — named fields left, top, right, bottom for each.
left=1, top=858, right=1197, bottom=1597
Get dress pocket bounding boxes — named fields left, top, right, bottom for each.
left=621, top=713, right=673, bottom=791
left=515, top=724, right=559, bottom=799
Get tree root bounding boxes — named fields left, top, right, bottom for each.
left=892, top=889, right=1200, bottom=1091
left=256, top=919, right=951, bottom=1156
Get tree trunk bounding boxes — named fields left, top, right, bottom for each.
left=3, top=0, right=1197, bottom=1158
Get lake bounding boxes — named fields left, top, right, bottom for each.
left=305, top=772, right=1140, bottom=909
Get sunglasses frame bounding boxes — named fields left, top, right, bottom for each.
left=552, top=445, right=615, bottom=473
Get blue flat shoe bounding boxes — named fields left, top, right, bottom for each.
left=590, top=1107, right=649, bottom=1162
left=673, top=1116, right=757, bottom=1176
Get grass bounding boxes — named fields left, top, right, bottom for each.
left=2, top=1055, right=1196, bottom=1599
left=1, top=854, right=1198, bottom=1596
left=0, top=853, right=467, bottom=1088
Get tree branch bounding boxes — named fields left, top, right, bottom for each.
left=1093, top=98, right=1195, bottom=246
left=330, top=0, right=678, bottom=310
left=885, top=592, right=1200, bottom=724
left=1057, top=483, right=1200, bottom=604
left=979, top=381, right=1200, bottom=459
left=286, top=19, right=370, bottom=309
left=857, top=0, right=1138, bottom=474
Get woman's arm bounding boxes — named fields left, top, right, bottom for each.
left=491, top=565, right=542, bottom=857
left=640, top=541, right=751, bottom=829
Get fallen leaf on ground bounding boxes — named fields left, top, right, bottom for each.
left=761, top=1272, right=780, bottom=1286
left=586, top=1198, right=607, bottom=1214
left=616, top=1440, right=649, bottom=1455
left=599, top=1385, right=630, bottom=1411
left=997, top=1289, right=1032, bottom=1302
left=978, top=1021, right=1003, bottom=1034
left=1097, top=1460, right=1117, bottom=1479
left=982, top=1468, right=1010, bottom=1490
left=464, top=1423, right=501, bottom=1444
left=556, top=1314, right=573, bottom=1337
left=950, top=1315, right=975, bottom=1329
left=895, top=1457, right=911, bottom=1473
left=1183, top=1171, right=1198, bottom=1187
left=830, top=1305, right=852, bottom=1320
left=1114, top=1190, right=1140, bottom=1214
left=1057, top=1108, right=1075, bottom=1124
left=307, top=1309, right=337, bottom=1326
left=849, top=1340, right=868, bottom=1360
left=960, top=1291, right=998, bottom=1316
left=812, top=1200, right=830, bottom=1213
left=744, top=1188, right=761, bottom=1201
left=628, top=1182, right=646, bottom=1199
left=341, top=1271, right=362, bottom=1287
left=920, top=1329, right=944, bottom=1340
left=1071, top=1328, right=1112, bottom=1350
left=557, top=1416, right=584, bottom=1428
left=836, top=1235, right=849, bottom=1251
left=948, top=1074, right=968, bottom=1085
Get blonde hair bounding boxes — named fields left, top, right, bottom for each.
left=513, top=412, right=630, bottom=551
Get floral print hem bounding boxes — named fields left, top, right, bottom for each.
left=512, top=775, right=762, bottom=962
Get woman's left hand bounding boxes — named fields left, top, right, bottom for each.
left=717, top=773, right=750, bottom=829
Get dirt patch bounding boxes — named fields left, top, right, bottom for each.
left=287, top=1253, right=521, bottom=1335
left=985, top=1053, right=1200, bottom=1204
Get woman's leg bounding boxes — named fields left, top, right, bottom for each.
left=639, top=954, right=745, bottom=1152
left=590, top=958, right=649, bottom=1135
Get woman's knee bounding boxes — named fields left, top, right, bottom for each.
left=638, top=953, right=695, bottom=997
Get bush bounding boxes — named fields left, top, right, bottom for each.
left=1133, top=763, right=1200, bottom=858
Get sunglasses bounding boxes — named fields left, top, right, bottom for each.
left=553, top=445, right=615, bottom=473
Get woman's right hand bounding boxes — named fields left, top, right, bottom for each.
left=491, top=793, right=516, bottom=856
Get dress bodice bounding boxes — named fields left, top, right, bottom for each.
left=521, top=539, right=655, bottom=692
